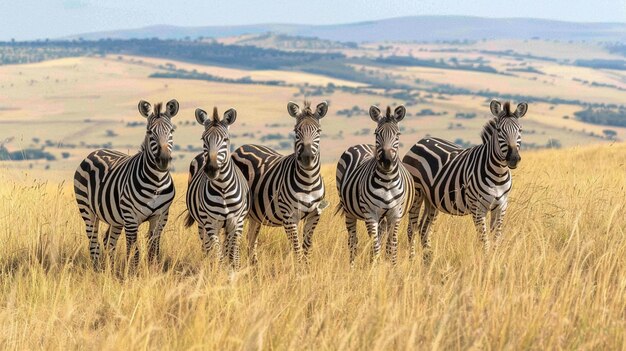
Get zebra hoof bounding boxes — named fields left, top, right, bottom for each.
left=318, top=200, right=330, bottom=210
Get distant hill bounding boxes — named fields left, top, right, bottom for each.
left=68, top=16, right=626, bottom=43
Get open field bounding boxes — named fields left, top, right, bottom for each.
left=2, top=40, right=624, bottom=176
left=0, top=143, right=625, bottom=349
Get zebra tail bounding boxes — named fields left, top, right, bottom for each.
left=184, top=211, right=195, bottom=228
left=333, top=203, right=344, bottom=217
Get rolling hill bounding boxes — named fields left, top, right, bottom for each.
left=69, top=16, right=626, bottom=43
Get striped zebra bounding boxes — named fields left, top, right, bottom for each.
left=73, top=99, right=179, bottom=268
left=402, top=100, right=527, bottom=263
left=336, top=105, right=415, bottom=265
left=184, top=107, right=249, bottom=270
left=232, top=100, right=328, bottom=265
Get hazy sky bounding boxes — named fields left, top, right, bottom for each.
left=1, top=0, right=625, bottom=40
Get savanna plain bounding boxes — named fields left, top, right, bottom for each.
left=0, top=143, right=624, bottom=349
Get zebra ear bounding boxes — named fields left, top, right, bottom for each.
left=515, top=102, right=528, bottom=118
left=315, top=102, right=328, bottom=119
left=195, top=108, right=208, bottom=125
left=223, top=108, right=237, bottom=126
left=166, top=99, right=179, bottom=118
left=287, top=101, right=300, bottom=118
left=138, top=100, right=151, bottom=118
left=490, top=100, right=502, bottom=117
left=394, top=105, right=406, bottom=122
left=369, top=105, right=382, bottom=123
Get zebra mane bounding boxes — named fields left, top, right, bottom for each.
left=480, top=118, right=498, bottom=144
left=153, top=103, right=163, bottom=118
left=375, top=106, right=399, bottom=125
left=502, top=102, right=511, bottom=116
left=206, top=106, right=220, bottom=126
left=300, top=100, right=314, bottom=117
left=294, top=100, right=320, bottom=130
left=497, top=101, right=517, bottom=118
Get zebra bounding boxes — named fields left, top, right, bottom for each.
left=232, top=100, right=328, bottom=265
left=184, top=107, right=249, bottom=270
left=335, top=105, right=415, bottom=265
left=402, top=100, right=528, bottom=263
left=73, top=99, right=179, bottom=269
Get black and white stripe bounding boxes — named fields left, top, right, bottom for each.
left=402, top=100, right=527, bottom=262
left=336, top=105, right=415, bottom=265
left=185, top=107, right=249, bottom=270
left=232, top=100, right=328, bottom=264
left=73, top=99, right=179, bottom=268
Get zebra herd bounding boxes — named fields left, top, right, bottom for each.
left=73, top=98, right=527, bottom=270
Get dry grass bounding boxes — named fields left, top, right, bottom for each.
left=0, top=143, right=625, bottom=350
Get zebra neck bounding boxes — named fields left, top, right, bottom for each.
left=294, top=159, right=321, bottom=180
left=487, top=135, right=509, bottom=177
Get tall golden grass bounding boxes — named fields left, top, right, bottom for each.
left=0, top=143, right=625, bottom=349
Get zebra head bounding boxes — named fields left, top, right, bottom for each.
left=288, top=100, right=328, bottom=171
left=138, top=99, right=179, bottom=172
left=370, top=105, right=406, bottom=173
left=195, top=107, right=237, bottom=180
left=489, top=100, right=528, bottom=169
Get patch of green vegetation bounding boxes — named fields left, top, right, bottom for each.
left=150, top=69, right=286, bottom=86
left=0, top=39, right=345, bottom=69
left=575, top=59, right=626, bottom=70
left=574, top=107, right=626, bottom=127
left=0, top=146, right=56, bottom=161
left=376, top=56, right=500, bottom=74
left=506, top=66, right=545, bottom=75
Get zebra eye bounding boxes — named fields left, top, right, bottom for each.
left=146, top=130, right=153, bottom=135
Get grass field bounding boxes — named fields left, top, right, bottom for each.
left=0, top=143, right=624, bottom=349
left=2, top=43, right=624, bottom=176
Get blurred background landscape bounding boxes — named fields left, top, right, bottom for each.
left=1, top=9, right=626, bottom=177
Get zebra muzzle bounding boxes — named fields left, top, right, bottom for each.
left=298, top=150, right=315, bottom=169
left=506, top=149, right=521, bottom=169
left=204, top=164, right=219, bottom=179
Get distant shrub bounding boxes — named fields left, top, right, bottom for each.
left=0, top=146, right=56, bottom=161
left=455, top=112, right=477, bottom=119
left=574, top=108, right=626, bottom=127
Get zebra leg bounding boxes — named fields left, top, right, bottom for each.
left=302, top=208, right=322, bottom=263
left=147, top=212, right=168, bottom=263
left=202, top=224, right=222, bottom=263
left=225, top=218, right=245, bottom=271
left=197, top=224, right=206, bottom=246
left=82, top=212, right=101, bottom=269
left=419, top=202, right=438, bottom=265
left=379, top=218, right=388, bottom=251
left=124, top=222, right=140, bottom=270
left=345, top=215, right=358, bottom=267
left=473, top=212, right=490, bottom=253
left=490, top=204, right=507, bottom=249
left=385, top=218, right=401, bottom=266
left=365, top=219, right=381, bottom=263
left=407, top=190, right=423, bottom=260
left=103, top=224, right=123, bottom=265
left=283, top=220, right=303, bottom=264
left=247, top=220, right=262, bottom=265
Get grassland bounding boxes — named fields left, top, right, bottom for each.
left=1, top=48, right=621, bottom=176
left=0, top=143, right=624, bottom=349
